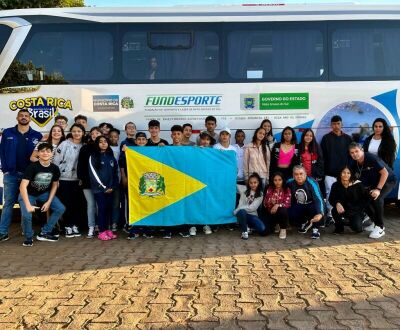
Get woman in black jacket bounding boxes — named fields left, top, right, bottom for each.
left=328, top=166, right=367, bottom=234
left=363, top=118, right=397, bottom=168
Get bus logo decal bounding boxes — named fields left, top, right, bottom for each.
left=9, top=96, right=73, bottom=127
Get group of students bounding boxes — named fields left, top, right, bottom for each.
left=0, top=110, right=397, bottom=246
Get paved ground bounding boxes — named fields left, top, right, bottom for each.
left=0, top=206, right=400, bottom=329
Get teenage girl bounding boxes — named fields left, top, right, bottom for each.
left=234, top=172, right=265, bottom=240
left=263, top=172, right=291, bottom=239
left=53, top=123, right=85, bottom=238
left=89, top=136, right=119, bottom=241
left=269, top=126, right=300, bottom=181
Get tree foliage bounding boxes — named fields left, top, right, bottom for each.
left=0, top=0, right=84, bottom=9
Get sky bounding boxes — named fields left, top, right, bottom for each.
left=85, top=0, right=400, bottom=7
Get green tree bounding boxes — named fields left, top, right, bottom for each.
left=0, top=0, right=84, bottom=9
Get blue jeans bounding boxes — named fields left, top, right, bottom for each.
left=18, top=192, right=65, bottom=239
left=0, top=172, right=24, bottom=235
left=236, top=209, right=266, bottom=234
left=83, top=189, right=96, bottom=228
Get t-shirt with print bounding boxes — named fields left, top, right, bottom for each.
left=23, top=161, right=60, bottom=196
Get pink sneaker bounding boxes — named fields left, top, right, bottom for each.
left=106, top=230, right=117, bottom=239
left=98, top=231, right=112, bottom=241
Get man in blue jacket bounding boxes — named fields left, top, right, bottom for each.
left=0, top=109, right=42, bottom=241
left=287, top=165, right=325, bottom=239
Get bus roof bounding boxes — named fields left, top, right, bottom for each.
left=1, top=4, right=400, bottom=23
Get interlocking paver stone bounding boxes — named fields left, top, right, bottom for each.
left=0, top=205, right=399, bottom=329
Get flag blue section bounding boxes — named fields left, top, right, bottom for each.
left=131, top=146, right=237, bottom=226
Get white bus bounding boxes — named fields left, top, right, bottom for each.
left=0, top=4, right=399, bottom=198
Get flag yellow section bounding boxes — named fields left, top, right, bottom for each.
left=126, top=148, right=207, bottom=225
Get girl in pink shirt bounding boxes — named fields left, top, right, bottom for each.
left=263, top=172, right=291, bottom=239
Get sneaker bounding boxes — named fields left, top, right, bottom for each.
left=143, top=233, right=154, bottom=239
left=98, top=231, right=112, bottom=241
left=203, top=225, right=212, bottom=235
left=179, top=232, right=190, bottom=238
left=298, top=221, right=312, bottom=234
left=279, top=229, right=286, bottom=239
left=311, top=228, right=320, bottom=239
left=127, top=233, right=139, bottom=240
left=123, top=224, right=130, bottom=234
left=65, top=227, right=74, bottom=238
left=163, top=232, right=172, bottom=239
left=0, top=233, right=9, bottom=242
left=87, top=226, right=95, bottom=239
left=111, top=223, right=118, bottom=232
left=323, top=216, right=335, bottom=228
left=364, top=223, right=375, bottom=232
left=369, top=226, right=385, bottom=239
left=72, top=226, right=81, bottom=237
left=106, top=230, right=117, bottom=239
left=241, top=232, right=249, bottom=240
left=37, top=232, right=58, bottom=242
left=189, top=226, right=197, bottom=236
left=22, top=239, right=33, bottom=247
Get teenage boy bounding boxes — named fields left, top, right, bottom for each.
left=287, top=165, right=324, bottom=239
left=196, top=115, right=218, bottom=145
left=0, top=109, right=42, bottom=242
left=181, top=123, right=196, bottom=146
left=123, top=132, right=154, bottom=240
left=213, top=128, right=237, bottom=153
left=320, top=115, right=352, bottom=224
left=74, top=114, right=88, bottom=130
left=146, top=120, right=169, bottom=146
left=169, top=125, right=190, bottom=238
left=120, top=122, right=137, bottom=150
left=19, top=143, right=65, bottom=246
left=171, top=125, right=183, bottom=146
left=54, top=115, right=69, bottom=131
left=349, top=142, right=397, bottom=239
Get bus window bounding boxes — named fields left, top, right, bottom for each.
left=332, top=25, right=400, bottom=79
left=6, top=26, right=113, bottom=84
left=228, top=28, right=324, bottom=81
left=149, top=32, right=192, bottom=49
left=122, top=30, right=219, bottom=81
left=0, top=25, right=12, bottom=55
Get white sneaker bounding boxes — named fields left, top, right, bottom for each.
left=369, top=226, right=385, bottom=239
left=72, top=225, right=81, bottom=237
left=189, top=226, right=197, bottom=236
left=279, top=229, right=286, bottom=239
left=111, top=223, right=118, bottom=232
left=364, top=223, right=375, bottom=232
left=87, top=226, right=95, bottom=239
left=65, top=227, right=74, bottom=238
left=203, top=225, right=212, bottom=235
left=241, top=232, right=249, bottom=240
